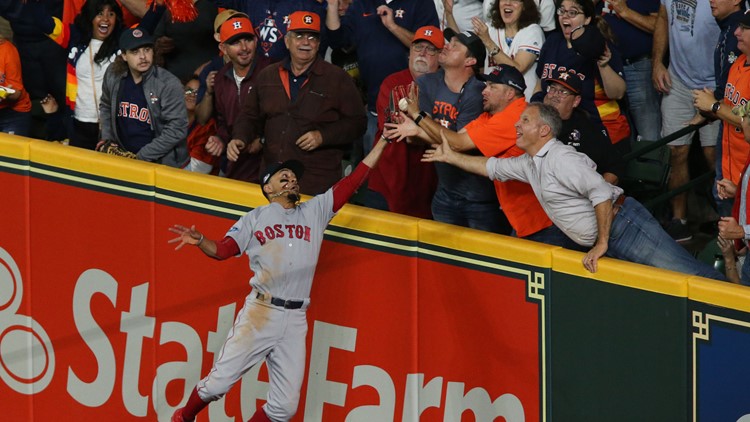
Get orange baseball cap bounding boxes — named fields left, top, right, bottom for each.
left=412, top=25, right=444, bottom=49
left=287, top=11, right=320, bottom=33
left=220, top=17, right=255, bottom=44
left=213, top=9, right=249, bottom=33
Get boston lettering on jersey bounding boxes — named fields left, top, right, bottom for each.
left=254, top=224, right=311, bottom=245
left=117, top=101, right=152, bottom=125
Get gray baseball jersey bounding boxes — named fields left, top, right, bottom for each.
left=226, top=189, right=335, bottom=300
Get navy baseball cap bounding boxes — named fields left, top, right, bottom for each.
left=479, top=65, right=527, bottom=93
left=545, top=69, right=583, bottom=95
left=740, top=9, right=750, bottom=28
left=119, top=28, right=154, bottom=52
left=443, top=28, right=486, bottom=67
left=261, top=160, right=304, bottom=188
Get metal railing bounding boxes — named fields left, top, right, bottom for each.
left=622, top=121, right=714, bottom=210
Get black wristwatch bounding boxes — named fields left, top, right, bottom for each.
left=712, top=101, right=722, bottom=114
left=414, top=111, right=428, bottom=126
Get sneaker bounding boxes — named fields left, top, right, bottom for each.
left=665, top=219, right=693, bottom=242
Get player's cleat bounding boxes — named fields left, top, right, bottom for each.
left=171, top=408, right=194, bottom=422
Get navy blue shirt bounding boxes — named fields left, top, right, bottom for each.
left=537, top=31, right=624, bottom=127
left=715, top=11, right=744, bottom=100
left=597, top=0, right=658, bottom=60
left=418, top=71, right=496, bottom=203
left=282, top=58, right=311, bottom=101
left=117, top=74, right=154, bottom=153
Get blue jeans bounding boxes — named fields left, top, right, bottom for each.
left=522, top=224, right=587, bottom=252
left=713, top=123, right=733, bottom=217
left=608, top=197, right=726, bottom=280
left=431, top=188, right=508, bottom=234
left=0, top=109, right=31, bottom=137
left=623, top=59, right=661, bottom=142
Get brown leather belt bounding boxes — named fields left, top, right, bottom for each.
left=612, top=194, right=626, bottom=216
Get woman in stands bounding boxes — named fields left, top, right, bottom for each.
left=20, top=0, right=164, bottom=149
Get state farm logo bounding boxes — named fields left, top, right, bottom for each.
left=0, top=247, right=55, bottom=394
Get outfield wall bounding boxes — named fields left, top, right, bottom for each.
left=0, top=135, right=748, bottom=422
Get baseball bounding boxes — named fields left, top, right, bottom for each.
left=398, top=98, right=409, bottom=112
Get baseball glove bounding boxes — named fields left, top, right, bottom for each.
left=97, top=140, right=137, bottom=159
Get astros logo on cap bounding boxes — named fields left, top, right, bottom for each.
left=132, top=29, right=143, bottom=38
left=424, top=29, right=433, bottom=36
left=558, top=71, right=570, bottom=81
left=303, top=15, right=313, bottom=24
left=233, top=21, right=242, bottom=30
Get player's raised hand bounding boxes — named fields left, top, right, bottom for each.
left=168, top=224, right=203, bottom=250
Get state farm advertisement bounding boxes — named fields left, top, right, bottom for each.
left=0, top=169, right=542, bottom=421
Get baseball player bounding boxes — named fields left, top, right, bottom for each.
left=168, top=136, right=391, bottom=422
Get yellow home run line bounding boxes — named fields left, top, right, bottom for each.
left=327, top=228, right=530, bottom=275
left=0, top=161, right=30, bottom=171
left=325, top=229, right=418, bottom=253
left=155, top=192, right=246, bottom=217
left=31, top=166, right=154, bottom=197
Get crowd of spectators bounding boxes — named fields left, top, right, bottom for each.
left=2, top=0, right=750, bottom=281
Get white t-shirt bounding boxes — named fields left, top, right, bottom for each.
left=434, top=0, right=484, bottom=32
left=483, top=0, right=555, bottom=32
left=484, top=24, right=544, bottom=101
left=74, top=39, right=114, bottom=122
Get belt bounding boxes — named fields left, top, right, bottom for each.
left=623, top=54, right=650, bottom=66
left=255, top=292, right=304, bottom=309
left=612, top=194, right=626, bottom=217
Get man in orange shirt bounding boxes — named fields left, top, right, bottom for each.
left=694, top=12, right=750, bottom=217
left=388, top=64, right=582, bottom=248
left=0, top=35, right=31, bottom=137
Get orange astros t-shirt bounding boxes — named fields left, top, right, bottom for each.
left=464, top=97, right=552, bottom=237
left=722, top=54, right=750, bottom=185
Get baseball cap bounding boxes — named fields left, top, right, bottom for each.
left=412, top=25, right=444, bottom=49
left=545, top=69, right=583, bottom=95
left=479, top=65, right=526, bottom=93
left=443, top=28, right=486, bottom=66
left=119, top=28, right=154, bottom=52
left=214, top=9, right=249, bottom=33
left=220, top=17, right=255, bottom=44
left=261, top=160, right=305, bottom=189
left=287, top=11, right=321, bottom=33
left=570, top=25, right=606, bottom=63
left=740, top=9, right=750, bottom=27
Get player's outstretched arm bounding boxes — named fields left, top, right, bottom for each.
left=361, top=136, right=390, bottom=169
left=168, top=224, right=220, bottom=258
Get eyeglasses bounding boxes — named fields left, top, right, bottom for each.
left=292, top=32, right=320, bottom=42
left=556, top=7, right=584, bottom=18
left=546, top=85, right=574, bottom=97
left=412, top=43, right=441, bottom=56
left=184, top=88, right=198, bottom=96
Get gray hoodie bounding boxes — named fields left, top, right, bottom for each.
left=100, top=63, right=188, bottom=168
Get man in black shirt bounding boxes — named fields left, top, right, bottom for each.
left=543, top=69, right=623, bottom=185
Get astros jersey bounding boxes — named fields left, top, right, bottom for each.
left=723, top=54, right=750, bottom=185
left=226, top=190, right=335, bottom=300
